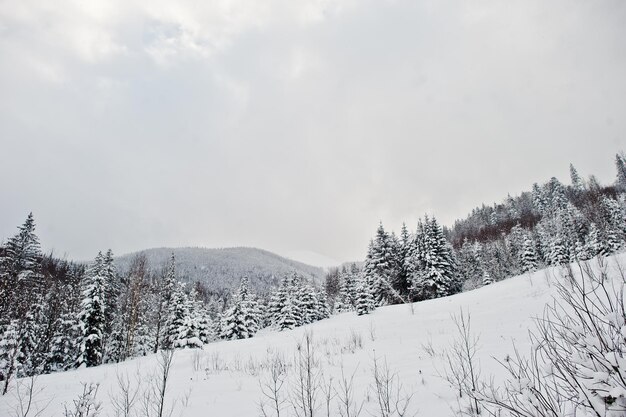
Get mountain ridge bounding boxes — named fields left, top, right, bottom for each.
left=114, top=246, right=326, bottom=295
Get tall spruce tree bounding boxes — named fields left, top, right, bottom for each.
left=78, top=253, right=106, bottom=367
left=408, top=216, right=457, bottom=300
left=569, top=163, right=584, bottom=192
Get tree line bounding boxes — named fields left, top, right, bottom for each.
left=0, top=217, right=330, bottom=390
left=324, top=153, right=626, bottom=315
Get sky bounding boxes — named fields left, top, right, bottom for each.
left=1, top=0, right=625, bottom=266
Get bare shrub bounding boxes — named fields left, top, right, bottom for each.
left=460, top=258, right=626, bottom=416
left=191, top=350, right=203, bottom=372
left=109, top=370, right=141, bottom=417
left=320, top=373, right=336, bottom=417
left=140, top=349, right=176, bottom=417
left=443, top=310, right=481, bottom=416
left=335, top=365, right=363, bottom=417
left=64, top=383, right=101, bottom=417
left=342, top=330, right=363, bottom=354
left=370, top=356, right=415, bottom=417
left=290, top=331, right=321, bottom=417
left=259, top=353, right=288, bottom=417
left=368, top=321, right=377, bottom=342
left=9, top=376, right=50, bottom=417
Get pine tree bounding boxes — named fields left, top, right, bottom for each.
left=569, top=163, right=584, bottom=192
left=584, top=223, right=602, bottom=259
left=482, top=271, right=493, bottom=286
left=155, top=254, right=177, bottom=352
left=47, top=313, right=81, bottom=372
left=220, top=278, right=258, bottom=340
left=548, top=236, right=568, bottom=266
left=408, top=216, right=458, bottom=300
left=101, top=249, right=118, bottom=362
left=531, top=183, right=547, bottom=215
left=164, top=282, right=189, bottom=348
left=520, top=236, right=538, bottom=273
left=355, top=275, right=375, bottom=316
left=364, top=223, right=400, bottom=305
left=277, top=297, right=298, bottom=330
left=615, top=153, right=626, bottom=191
left=547, top=177, right=568, bottom=212
left=0, top=213, right=43, bottom=323
left=396, top=223, right=412, bottom=296
left=77, top=253, right=106, bottom=367
left=0, top=320, right=20, bottom=394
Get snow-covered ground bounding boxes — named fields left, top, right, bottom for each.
left=3, top=255, right=623, bottom=417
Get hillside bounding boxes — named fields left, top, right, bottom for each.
left=114, top=247, right=326, bottom=294
left=5, top=254, right=619, bottom=416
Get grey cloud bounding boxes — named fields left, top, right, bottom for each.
left=1, top=0, right=625, bottom=264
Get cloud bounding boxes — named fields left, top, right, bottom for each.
left=0, top=0, right=625, bottom=262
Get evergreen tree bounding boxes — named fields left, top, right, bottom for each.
left=277, top=297, right=298, bottom=330
left=407, top=217, right=458, bottom=300
left=569, top=163, right=584, bottom=192
left=101, top=249, right=118, bottom=362
left=520, top=236, right=538, bottom=273
left=78, top=253, right=106, bottom=367
left=47, top=313, right=81, bottom=372
left=219, top=278, right=259, bottom=340
left=531, top=183, right=547, bottom=215
left=0, top=320, right=20, bottom=394
left=155, top=254, right=177, bottom=351
left=615, top=153, right=626, bottom=191
left=164, top=282, right=189, bottom=348
left=584, top=223, right=602, bottom=259
left=482, top=271, right=493, bottom=286
left=0, top=213, right=43, bottom=323
left=364, top=223, right=400, bottom=305
left=355, top=275, right=375, bottom=316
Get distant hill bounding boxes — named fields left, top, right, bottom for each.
left=114, top=247, right=325, bottom=295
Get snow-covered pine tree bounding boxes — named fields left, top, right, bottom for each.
left=314, top=289, right=330, bottom=321
left=101, top=249, right=119, bottom=362
left=408, top=216, right=458, bottom=300
left=583, top=223, right=602, bottom=259
left=0, top=213, right=43, bottom=324
left=268, top=275, right=290, bottom=326
left=569, top=163, right=584, bottom=192
left=355, top=275, right=375, bottom=316
left=547, top=177, right=568, bottom=212
left=520, top=236, right=538, bottom=273
left=47, top=312, right=81, bottom=372
left=548, top=236, right=568, bottom=266
left=482, top=271, right=493, bottom=286
left=298, top=284, right=318, bottom=325
left=396, top=223, right=412, bottom=296
left=456, top=239, right=483, bottom=289
left=615, top=153, right=626, bottom=191
left=155, top=254, right=177, bottom=351
left=277, top=297, right=298, bottom=330
left=220, top=278, right=258, bottom=340
left=599, top=196, right=626, bottom=254
left=531, top=183, right=547, bottom=215
left=78, top=253, right=106, bottom=368
left=364, top=223, right=400, bottom=305
left=0, top=320, right=20, bottom=395
left=164, top=282, right=189, bottom=348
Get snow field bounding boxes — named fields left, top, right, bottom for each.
left=3, top=255, right=623, bottom=417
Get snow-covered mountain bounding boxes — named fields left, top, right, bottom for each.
left=114, top=247, right=326, bottom=294
left=5, top=254, right=620, bottom=416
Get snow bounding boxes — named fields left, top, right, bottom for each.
left=2, top=255, right=624, bottom=417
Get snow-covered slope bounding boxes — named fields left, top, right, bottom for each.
left=3, top=256, right=623, bottom=417
left=115, top=247, right=326, bottom=294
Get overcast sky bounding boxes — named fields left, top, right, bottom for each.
left=1, top=0, right=625, bottom=265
